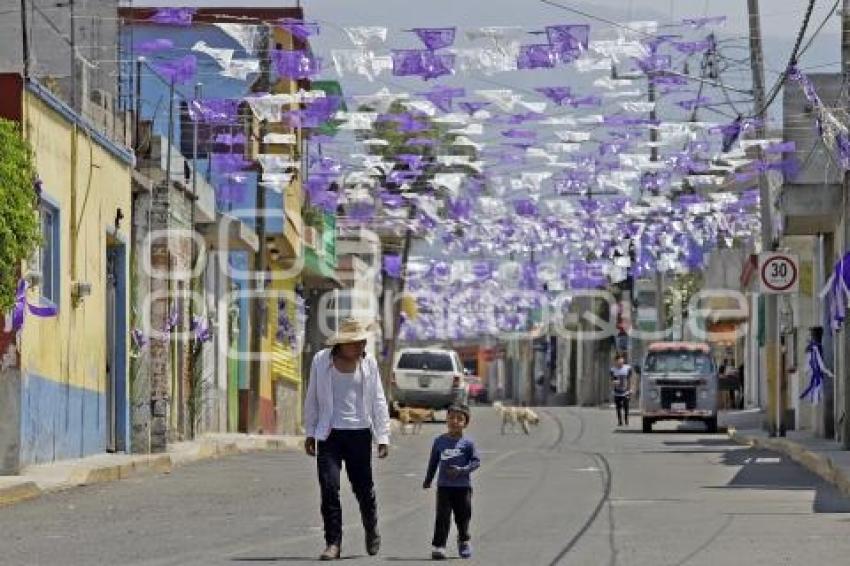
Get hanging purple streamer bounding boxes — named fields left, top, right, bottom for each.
left=517, top=44, right=557, bottom=69
left=153, top=55, right=197, bottom=84
left=513, top=199, right=539, bottom=217
left=149, top=8, right=196, bottom=26
left=412, top=27, right=457, bottom=50
left=391, top=49, right=455, bottom=80
left=383, top=254, right=402, bottom=278
left=546, top=24, right=590, bottom=55
left=271, top=50, right=322, bottom=78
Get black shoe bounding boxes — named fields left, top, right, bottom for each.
left=320, top=544, right=340, bottom=560
left=366, top=530, right=381, bottom=556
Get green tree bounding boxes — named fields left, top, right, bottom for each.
left=0, top=119, right=41, bottom=311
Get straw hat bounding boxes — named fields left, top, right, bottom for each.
left=326, top=318, right=374, bottom=346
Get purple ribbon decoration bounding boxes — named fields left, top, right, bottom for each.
left=166, top=306, right=181, bottom=333
left=271, top=50, right=322, bottom=79
left=11, top=279, right=58, bottom=332
left=135, top=38, right=174, bottom=55
left=277, top=18, right=320, bottom=40
left=149, top=8, right=196, bottom=26
left=517, top=44, right=558, bottom=69
left=190, top=315, right=212, bottom=344
left=411, top=27, right=457, bottom=51
left=131, top=328, right=148, bottom=350
left=153, top=55, right=197, bottom=84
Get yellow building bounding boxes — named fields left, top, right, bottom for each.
left=0, top=75, right=132, bottom=466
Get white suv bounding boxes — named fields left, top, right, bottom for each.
left=391, top=348, right=468, bottom=409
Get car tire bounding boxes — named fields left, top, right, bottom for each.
left=705, top=417, right=718, bottom=434
left=642, top=418, right=653, bottom=433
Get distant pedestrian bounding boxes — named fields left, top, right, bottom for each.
left=303, top=318, right=391, bottom=561
left=610, top=354, right=633, bottom=427
left=423, top=404, right=481, bottom=560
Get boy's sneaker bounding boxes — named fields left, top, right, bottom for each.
left=459, top=541, right=473, bottom=559
left=431, top=547, right=447, bottom=560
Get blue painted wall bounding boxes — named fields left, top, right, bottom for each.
left=20, top=373, right=106, bottom=466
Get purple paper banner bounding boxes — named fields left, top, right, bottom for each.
left=412, top=27, right=457, bottom=50
left=149, top=8, right=196, bottom=27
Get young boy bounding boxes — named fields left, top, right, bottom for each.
left=423, top=404, right=481, bottom=560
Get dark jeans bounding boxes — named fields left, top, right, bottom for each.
left=614, top=395, right=630, bottom=425
left=432, top=487, right=472, bottom=547
left=317, top=429, right=378, bottom=546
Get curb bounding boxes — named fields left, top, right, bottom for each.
left=0, top=435, right=304, bottom=507
left=728, top=428, right=850, bottom=497
left=0, top=481, right=42, bottom=508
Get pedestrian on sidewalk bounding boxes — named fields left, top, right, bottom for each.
left=303, top=318, right=391, bottom=561
left=423, top=404, right=481, bottom=560
left=610, top=354, right=633, bottom=427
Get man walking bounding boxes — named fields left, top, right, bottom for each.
left=303, top=319, right=391, bottom=560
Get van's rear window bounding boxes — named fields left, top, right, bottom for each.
left=397, top=352, right=454, bottom=371
left=645, top=351, right=714, bottom=373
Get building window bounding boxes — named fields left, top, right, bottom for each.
left=38, top=202, right=60, bottom=305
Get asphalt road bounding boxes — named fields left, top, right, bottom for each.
left=3, top=407, right=850, bottom=565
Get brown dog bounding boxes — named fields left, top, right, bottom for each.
left=393, top=402, right=434, bottom=435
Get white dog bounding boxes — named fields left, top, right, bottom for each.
left=494, top=401, right=539, bottom=435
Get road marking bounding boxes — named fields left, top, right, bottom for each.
left=571, top=467, right=600, bottom=472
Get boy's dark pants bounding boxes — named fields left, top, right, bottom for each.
left=614, top=395, right=630, bottom=425
left=432, top=486, right=472, bottom=547
left=317, top=429, right=378, bottom=546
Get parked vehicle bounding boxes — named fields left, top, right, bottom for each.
left=391, top=348, right=469, bottom=409
left=639, top=342, right=719, bottom=433
left=464, top=373, right=487, bottom=403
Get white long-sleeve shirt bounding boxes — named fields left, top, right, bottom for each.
left=303, top=348, right=391, bottom=445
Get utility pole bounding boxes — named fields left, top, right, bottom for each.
left=747, top=0, right=782, bottom=436
left=648, top=73, right=666, bottom=341
left=20, top=0, right=29, bottom=79
left=528, top=250, right=536, bottom=407
left=249, top=25, right=271, bottom=433
left=841, top=0, right=850, bottom=448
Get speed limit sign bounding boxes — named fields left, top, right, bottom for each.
left=759, top=253, right=799, bottom=294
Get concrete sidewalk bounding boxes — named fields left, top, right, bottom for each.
left=723, top=409, right=850, bottom=496
left=0, top=433, right=304, bottom=508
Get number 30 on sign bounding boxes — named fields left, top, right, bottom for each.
left=758, top=253, right=799, bottom=294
